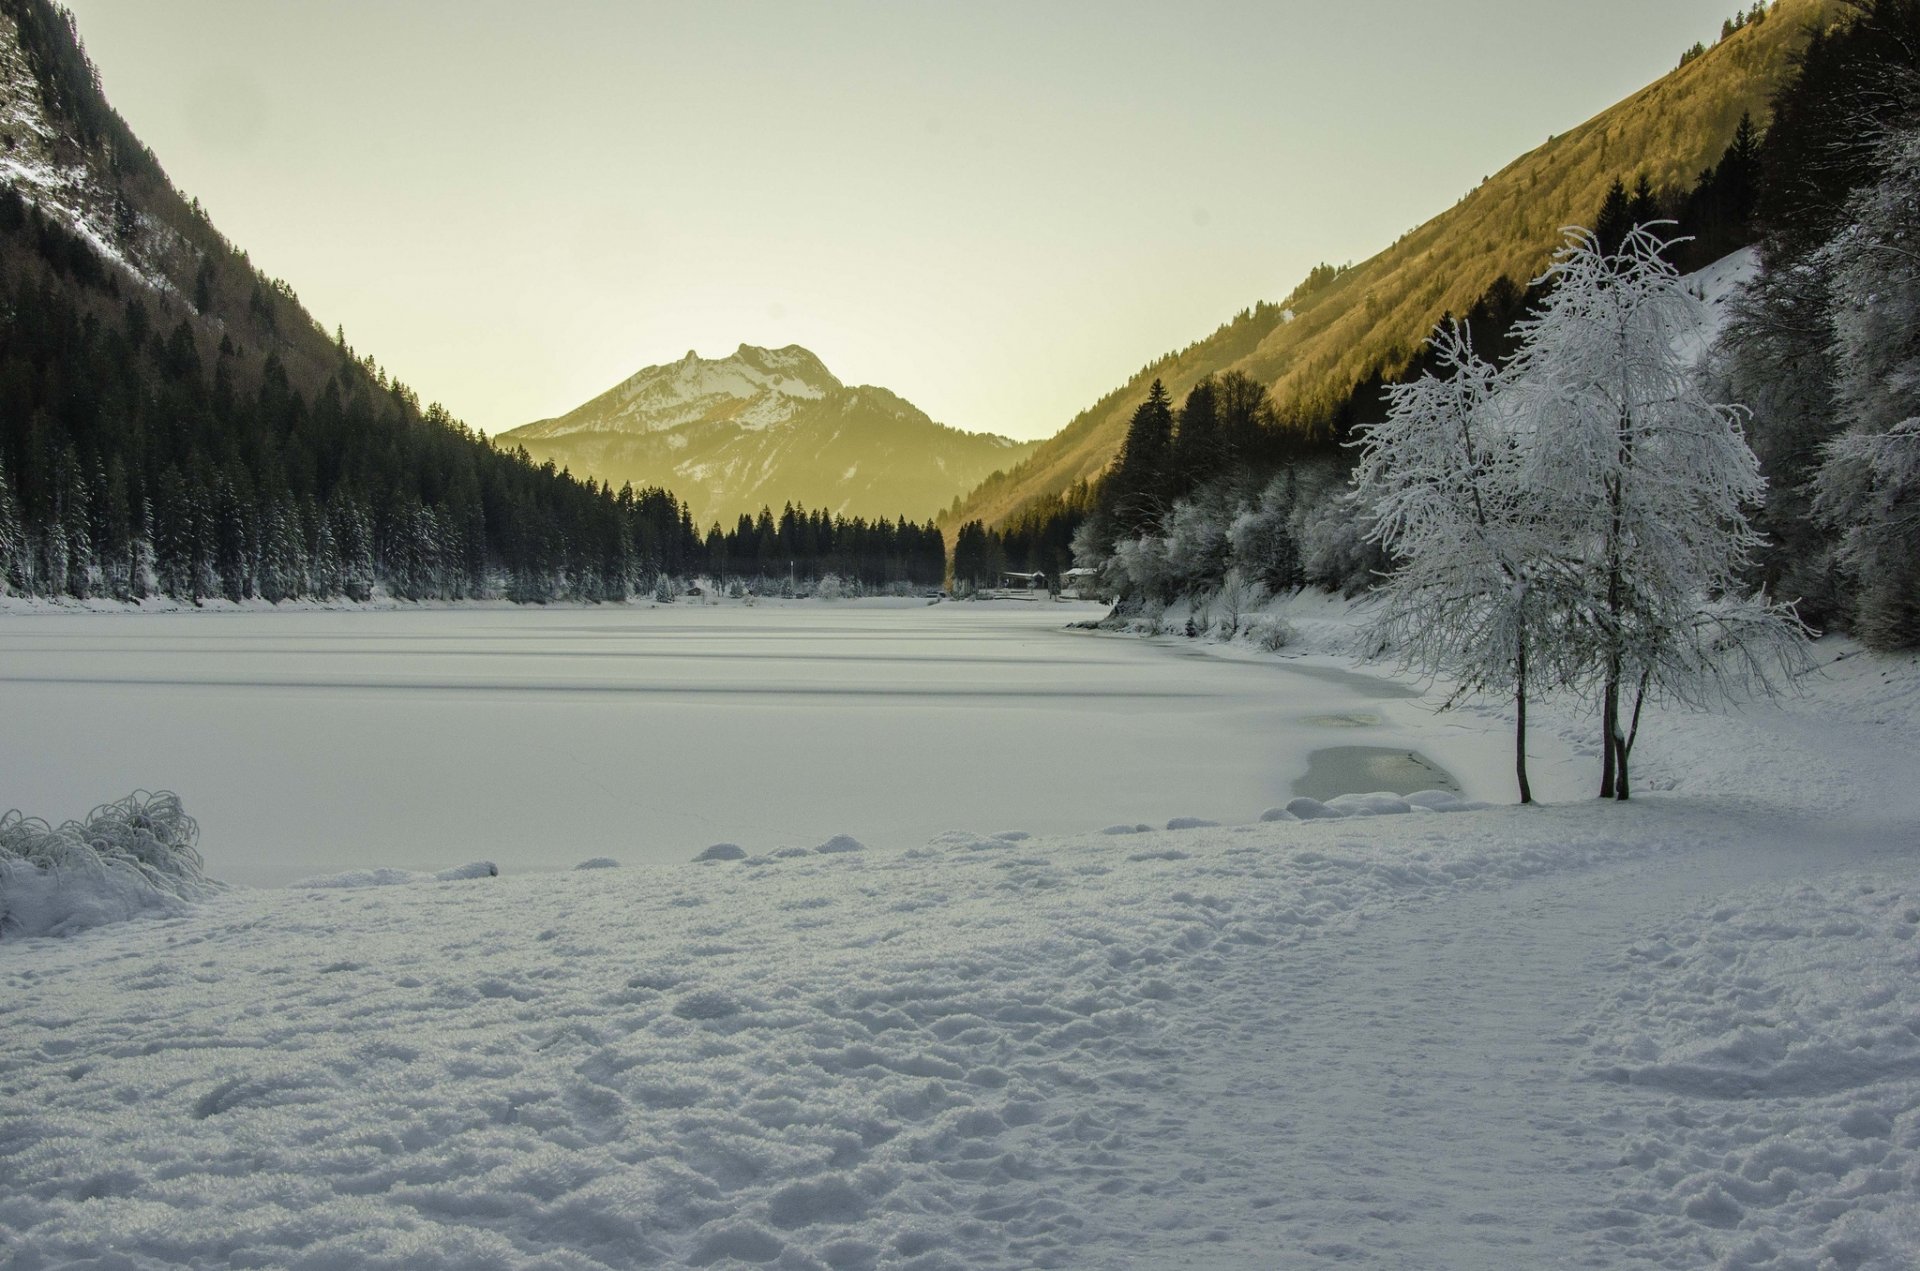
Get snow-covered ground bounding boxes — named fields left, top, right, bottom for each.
left=1, top=601, right=1916, bottom=1268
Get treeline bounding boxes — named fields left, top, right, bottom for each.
left=0, top=182, right=651, bottom=603
left=1680, top=2, right=1775, bottom=68
left=703, top=504, right=946, bottom=593
left=983, top=112, right=1768, bottom=604
left=0, top=186, right=940, bottom=604
left=950, top=484, right=1095, bottom=591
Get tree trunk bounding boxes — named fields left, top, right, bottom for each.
left=1516, top=622, right=1533, bottom=805
left=1599, top=674, right=1618, bottom=798
left=1615, top=670, right=1649, bottom=802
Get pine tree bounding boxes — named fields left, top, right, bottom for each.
left=1109, top=379, right=1176, bottom=536
left=0, top=452, right=23, bottom=594
left=1593, top=179, right=1633, bottom=256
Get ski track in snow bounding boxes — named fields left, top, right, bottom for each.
left=1, top=632, right=1917, bottom=1268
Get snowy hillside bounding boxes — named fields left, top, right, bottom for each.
left=500, top=345, right=1036, bottom=523
left=3, top=630, right=1916, bottom=1268
left=0, top=7, right=170, bottom=290
left=1677, top=244, right=1759, bottom=363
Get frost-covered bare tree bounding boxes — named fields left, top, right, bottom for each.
left=1227, top=472, right=1303, bottom=593
left=1507, top=226, right=1807, bottom=798
left=1357, top=322, right=1569, bottom=804
left=1361, top=227, right=1808, bottom=803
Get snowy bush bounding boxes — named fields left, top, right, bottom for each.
left=1292, top=482, right=1379, bottom=595
left=1228, top=474, right=1304, bottom=592
left=814, top=572, right=848, bottom=601
left=0, top=791, right=220, bottom=938
left=1109, top=534, right=1172, bottom=598
left=1161, top=496, right=1233, bottom=593
left=1245, top=615, right=1295, bottom=652
left=1209, top=569, right=1265, bottom=638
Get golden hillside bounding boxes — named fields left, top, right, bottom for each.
left=946, top=0, right=1845, bottom=533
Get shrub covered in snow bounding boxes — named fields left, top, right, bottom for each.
left=0, top=791, right=220, bottom=938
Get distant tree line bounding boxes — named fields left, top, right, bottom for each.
left=703, top=504, right=946, bottom=593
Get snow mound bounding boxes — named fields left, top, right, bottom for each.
left=1325, top=792, right=1414, bottom=817
left=436, top=861, right=499, bottom=880
left=813, top=834, right=865, bottom=855
left=291, top=861, right=497, bottom=889
left=1102, top=823, right=1153, bottom=835
left=1277, top=792, right=1487, bottom=822
left=574, top=857, right=620, bottom=870
left=695, top=843, right=747, bottom=862
left=922, top=830, right=1002, bottom=851
left=1165, top=816, right=1220, bottom=831
left=0, top=791, right=218, bottom=938
left=1391, top=790, right=1488, bottom=813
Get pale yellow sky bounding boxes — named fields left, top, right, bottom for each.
left=65, top=1, right=1745, bottom=440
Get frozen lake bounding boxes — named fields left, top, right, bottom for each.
left=0, top=601, right=1478, bottom=887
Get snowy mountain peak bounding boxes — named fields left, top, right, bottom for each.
left=501, top=342, right=1035, bottom=521
left=538, top=343, right=848, bottom=443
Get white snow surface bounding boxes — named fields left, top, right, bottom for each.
left=1, top=605, right=1917, bottom=1267
left=1674, top=245, right=1760, bottom=365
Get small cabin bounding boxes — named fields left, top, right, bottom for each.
left=1000, top=570, right=1048, bottom=592
left=1061, top=567, right=1101, bottom=600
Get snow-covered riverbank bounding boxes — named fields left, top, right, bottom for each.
left=2, top=619, right=1916, bottom=1268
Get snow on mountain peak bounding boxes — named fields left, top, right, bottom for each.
left=529, top=343, right=846, bottom=440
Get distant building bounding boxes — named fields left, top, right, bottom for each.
left=1061, top=568, right=1101, bottom=600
